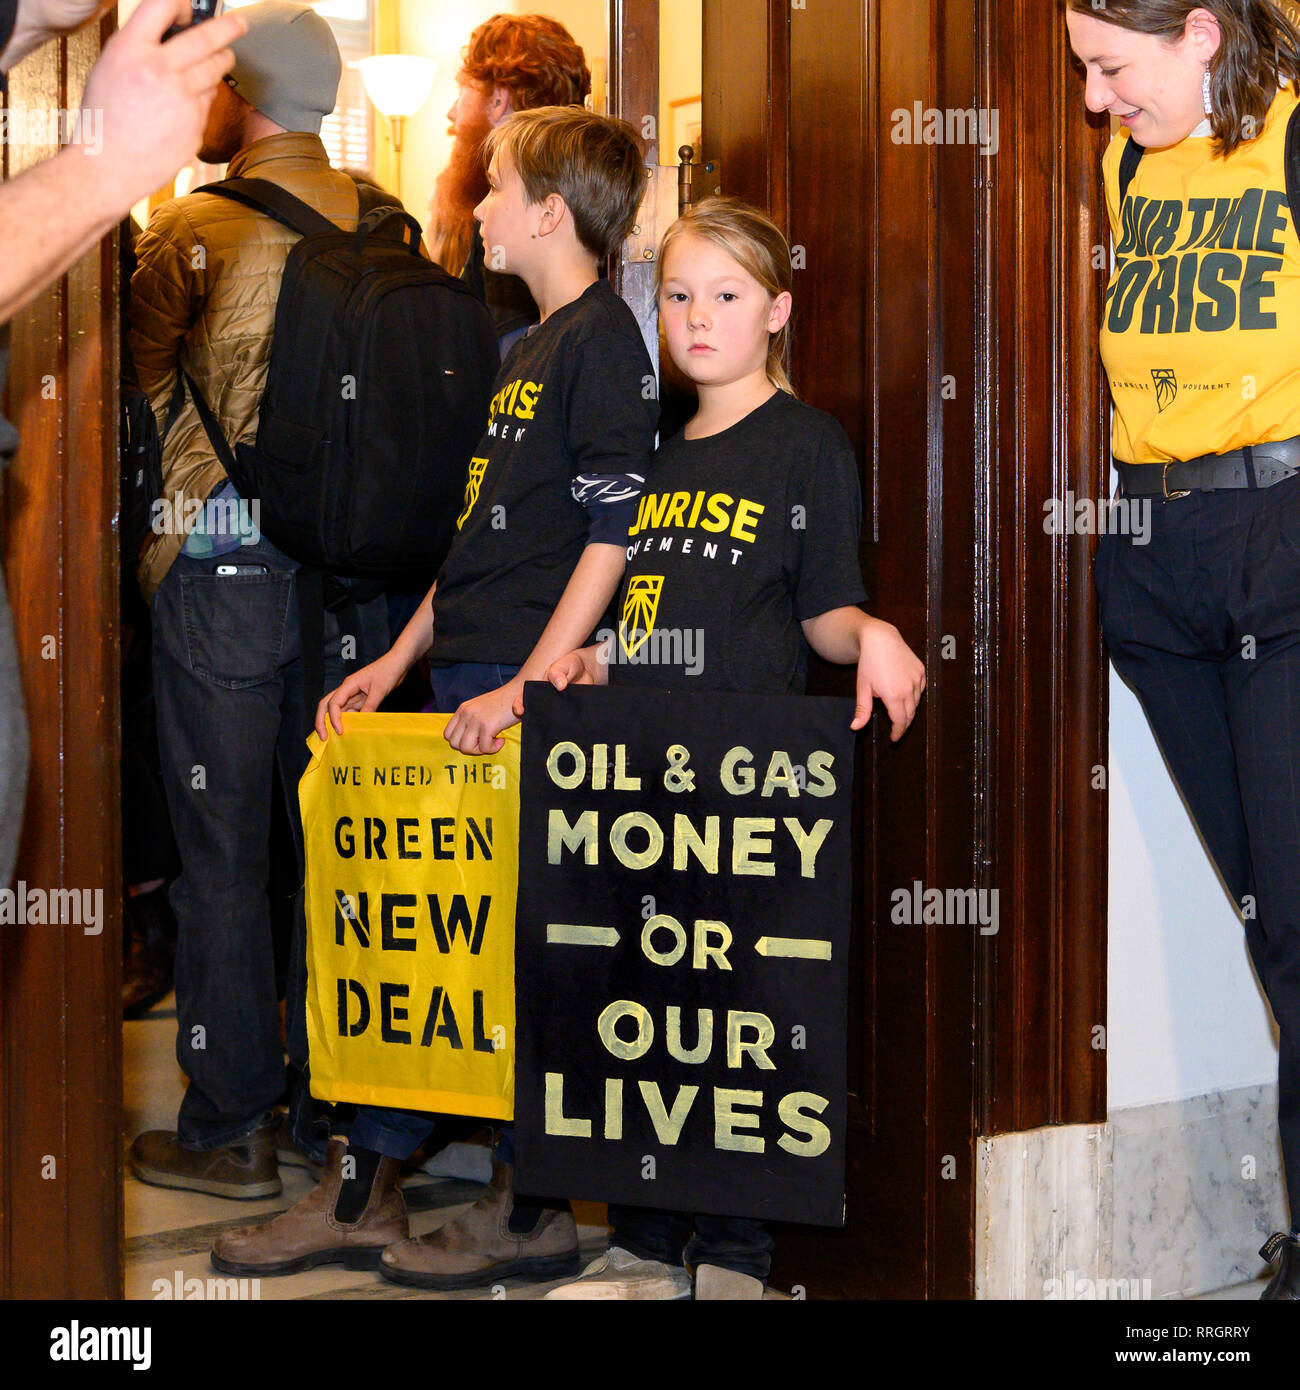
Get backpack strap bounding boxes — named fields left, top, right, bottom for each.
left=1118, top=135, right=1144, bottom=208
left=199, top=175, right=423, bottom=254
left=1120, top=105, right=1300, bottom=227
left=160, top=374, right=186, bottom=443
left=296, top=569, right=328, bottom=747
left=1285, top=101, right=1300, bottom=242
left=200, top=176, right=413, bottom=230
left=182, top=369, right=374, bottom=738
left=352, top=204, right=425, bottom=256
left=355, top=181, right=400, bottom=217
left=178, top=179, right=394, bottom=478
left=295, top=570, right=381, bottom=746
left=193, top=177, right=341, bottom=239
left=182, top=370, right=238, bottom=475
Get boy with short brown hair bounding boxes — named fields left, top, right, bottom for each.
left=212, top=106, right=660, bottom=1289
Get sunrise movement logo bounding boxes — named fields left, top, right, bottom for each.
left=619, top=575, right=663, bottom=658
left=1151, top=369, right=1178, bottom=413
left=457, top=456, right=488, bottom=529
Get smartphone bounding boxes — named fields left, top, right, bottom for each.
left=213, top=562, right=270, bottom=576
left=165, top=0, right=223, bottom=40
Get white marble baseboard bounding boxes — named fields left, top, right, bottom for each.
left=1110, top=1083, right=1285, bottom=1299
left=975, top=1084, right=1287, bottom=1300
left=976, top=1123, right=1113, bottom=1300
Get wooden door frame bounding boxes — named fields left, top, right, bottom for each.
left=0, top=0, right=1109, bottom=1300
left=978, top=0, right=1111, bottom=1138
left=0, top=15, right=123, bottom=1299
left=685, top=0, right=1110, bottom=1296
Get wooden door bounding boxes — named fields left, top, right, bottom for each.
left=694, top=0, right=1111, bottom=1297
left=0, top=0, right=1108, bottom=1301
left=0, top=17, right=123, bottom=1298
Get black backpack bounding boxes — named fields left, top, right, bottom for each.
left=121, top=386, right=164, bottom=568
left=184, top=178, right=497, bottom=583
left=1118, top=102, right=1300, bottom=216
left=121, top=216, right=169, bottom=579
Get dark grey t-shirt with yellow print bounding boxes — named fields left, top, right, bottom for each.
left=610, top=390, right=868, bottom=695
left=432, top=278, right=657, bottom=666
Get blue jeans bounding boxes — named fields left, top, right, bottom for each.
left=1097, top=473, right=1300, bottom=1226
left=152, top=535, right=388, bottom=1150
left=609, top=1205, right=774, bottom=1283
left=348, top=660, right=521, bottom=1159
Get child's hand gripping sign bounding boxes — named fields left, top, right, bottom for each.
left=299, top=713, right=520, bottom=1118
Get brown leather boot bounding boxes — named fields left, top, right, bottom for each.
left=210, top=1138, right=407, bottom=1277
left=380, top=1160, right=580, bottom=1290
left=130, top=1123, right=280, bottom=1200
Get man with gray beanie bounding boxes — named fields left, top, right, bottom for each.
left=128, top=0, right=390, bottom=1198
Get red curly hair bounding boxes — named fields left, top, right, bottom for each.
left=460, top=13, right=592, bottom=111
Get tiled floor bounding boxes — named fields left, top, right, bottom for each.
left=1195, top=1279, right=1270, bottom=1300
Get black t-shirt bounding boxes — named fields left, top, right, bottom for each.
left=432, top=278, right=658, bottom=666
left=608, top=390, right=868, bottom=695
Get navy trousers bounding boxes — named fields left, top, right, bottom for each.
left=1097, top=472, right=1300, bottom=1225
left=610, top=1204, right=774, bottom=1283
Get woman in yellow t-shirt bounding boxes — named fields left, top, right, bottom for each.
left=1067, top=0, right=1300, bottom=1301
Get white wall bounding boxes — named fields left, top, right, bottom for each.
left=1107, top=665, right=1279, bottom=1111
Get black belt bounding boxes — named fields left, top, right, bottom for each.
left=1116, top=438, right=1300, bottom=499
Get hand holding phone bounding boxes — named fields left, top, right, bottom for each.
left=165, top=0, right=223, bottom=42
left=75, top=0, right=247, bottom=216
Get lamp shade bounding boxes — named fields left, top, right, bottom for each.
left=354, top=55, right=437, bottom=120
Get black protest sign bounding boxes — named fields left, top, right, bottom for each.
left=513, top=684, right=856, bottom=1226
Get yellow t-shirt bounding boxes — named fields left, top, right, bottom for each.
left=1101, top=87, right=1300, bottom=464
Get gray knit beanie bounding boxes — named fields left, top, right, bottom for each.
left=226, top=2, right=342, bottom=136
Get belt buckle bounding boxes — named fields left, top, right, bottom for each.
left=1163, top=462, right=1191, bottom=502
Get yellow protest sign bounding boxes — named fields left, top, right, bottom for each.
left=299, top=714, right=518, bottom=1119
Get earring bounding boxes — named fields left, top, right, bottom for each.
left=1203, top=65, right=1213, bottom=116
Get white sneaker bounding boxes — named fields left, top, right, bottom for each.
left=543, top=1245, right=692, bottom=1300
left=694, top=1263, right=764, bottom=1300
